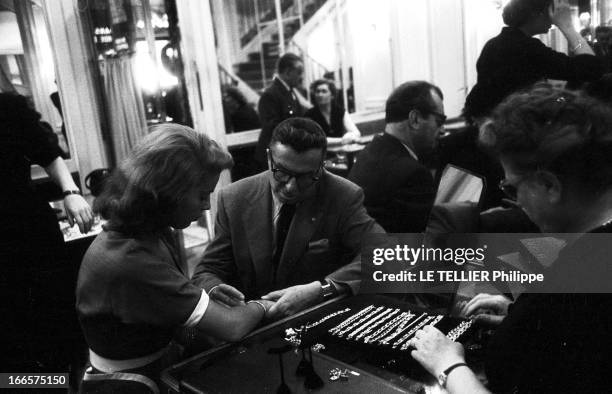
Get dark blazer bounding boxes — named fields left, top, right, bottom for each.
left=254, top=78, right=303, bottom=165
left=348, top=133, right=435, bottom=233
left=192, top=171, right=383, bottom=299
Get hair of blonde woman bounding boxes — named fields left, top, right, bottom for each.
left=95, top=123, right=233, bottom=233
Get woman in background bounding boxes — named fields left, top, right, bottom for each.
left=305, top=79, right=360, bottom=145
left=410, top=85, right=612, bottom=393
left=464, top=0, right=602, bottom=121
left=1, top=92, right=93, bottom=372
left=77, top=124, right=272, bottom=391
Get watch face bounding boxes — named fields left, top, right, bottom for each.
left=437, top=373, right=447, bottom=388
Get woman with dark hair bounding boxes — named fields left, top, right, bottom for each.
left=77, top=123, right=272, bottom=391
left=409, top=85, right=612, bottom=393
left=464, top=0, right=602, bottom=121
left=304, top=79, right=360, bottom=145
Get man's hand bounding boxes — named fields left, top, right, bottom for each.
left=261, top=281, right=321, bottom=319
left=63, top=194, right=94, bottom=234
left=209, top=284, right=246, bottom=307
left=460, top=293, right=511, bottom=326
left=410, top=325, right=466, bottom=377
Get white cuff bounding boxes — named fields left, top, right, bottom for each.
left=183, top=290, right=210, bottom=328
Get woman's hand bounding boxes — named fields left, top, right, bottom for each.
left=460, top=293, right=511, bottom=326
left=64, top=194, right=94, bottom=234
left=549, top=0, right=574, bottom=31
left=410, top=325, right=466, bottom=377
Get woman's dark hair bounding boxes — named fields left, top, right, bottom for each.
left=310, top=79, right=337, bottom=100
left=480, top=83, right=612, bottom=195
left=95, top=123, right=233, bottom=233
left=502, top=0, right=552, bottom=28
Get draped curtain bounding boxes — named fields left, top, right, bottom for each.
left=99, top=54, right=148, bottom=164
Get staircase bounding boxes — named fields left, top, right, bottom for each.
left=232, top=0, right=329, bottom=93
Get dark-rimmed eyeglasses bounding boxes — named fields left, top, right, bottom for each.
left=268, top=153, right=323, bottom=190
left=498, top=176, right=529, bottom=201
left=426, top=111, right=447, bottom=127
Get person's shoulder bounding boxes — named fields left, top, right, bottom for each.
left=320, top=171, right=362, bottom=195
left=221, top=172, right=269, bottom=199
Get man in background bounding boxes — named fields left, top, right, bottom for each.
left=348, top=81, right=444, bottom=233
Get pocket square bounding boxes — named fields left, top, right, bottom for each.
left=308, top=238, right=330, bottom=249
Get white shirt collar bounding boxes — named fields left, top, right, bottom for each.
left=275, top=75, right=292, bottom=93
left=400, top=142, right=419, bottom=161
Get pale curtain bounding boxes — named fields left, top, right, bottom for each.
left=100, top=54, right=148, bottom=164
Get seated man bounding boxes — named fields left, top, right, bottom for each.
left=192, top=117, right=383, bottom=318
left=348, top=81, right=444, bottom=233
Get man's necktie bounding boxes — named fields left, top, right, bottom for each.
left=272, top=203, right=296, bottom=270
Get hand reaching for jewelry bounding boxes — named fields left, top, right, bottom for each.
left=410, top=325, right=466, bottom=377
left=460, top=293, right=511, bottom=326
left=261, top=281, right=321, bottom=319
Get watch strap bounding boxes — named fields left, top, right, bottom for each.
left=438, top=362, right=468, bottom=388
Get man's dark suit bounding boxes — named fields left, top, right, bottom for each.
left=254, top=78, right=303, bottom=165
left=348, top=133, right=435, bottom=233
left=192, top=171, right=383, bottom=299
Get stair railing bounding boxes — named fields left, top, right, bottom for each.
left=218, top=63, right=261, bottom=106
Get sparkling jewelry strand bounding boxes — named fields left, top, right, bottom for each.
left=335, top=306, right=384, bottom=337
left=329, top=305, right=375, bottom=334
left=364, top=311, right=412, bottom=344
left=354, top=309, right=400, bottom=341
left=346, top=308, right=394, bottom=339
left=394, top=315, right=434, bottom=349
left=305, top=308, right=351, bottom=329
left=380, top=312, right=427, bottom=345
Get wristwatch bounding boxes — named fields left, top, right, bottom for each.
left=319, top=280, right=337, bottom=299
left=437, top=362, right=468, bottom=388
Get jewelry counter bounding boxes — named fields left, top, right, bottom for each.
left=161, top=294, right=481, bottom=393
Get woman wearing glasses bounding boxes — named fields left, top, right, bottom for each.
left=409, top=85, right=612, bottom=393
left=77, top=124, right=272, bottom=391
left=304, top=79, right=361, bottom=145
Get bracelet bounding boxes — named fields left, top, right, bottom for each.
left=572, top=40, right=584, bottom=52
left=247, top=300, right=267, bottom=315
left=63, top=189, right=81, bottom=197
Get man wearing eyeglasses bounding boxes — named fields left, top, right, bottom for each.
left=193, top=118, right=383, bottom=319
left=348, top=81, right=444, bottom=233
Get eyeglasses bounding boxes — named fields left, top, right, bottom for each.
left=498, top=175, right=530, bottom=201
left=426, top=111, right=447, bottom=127
left=268, top=154, right=323, bottom=190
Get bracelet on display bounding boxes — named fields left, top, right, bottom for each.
left=394, top=315, right=436, bottom=350
left=304, top=308, right=351, bottom=330
left=247, top=300, right=267, bottom=314
left=352, top=308, right=400, bottom=341
left=380, top=312, right=427, bottom=346
left=446, top=320, right=474, bottom=342
left=347, top=308, right=394, bottom=340
left=363, top=311, right=412, bottom=344
left=336, top=307, right=384, bottom=338
left=329, top=305, right=375, bottom=334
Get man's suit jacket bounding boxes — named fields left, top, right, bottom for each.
left=348, top=133, right=435, bottom=233
left=192, top=171, right=383, bottom=299
left=254, top=78, right=303, bottom=165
